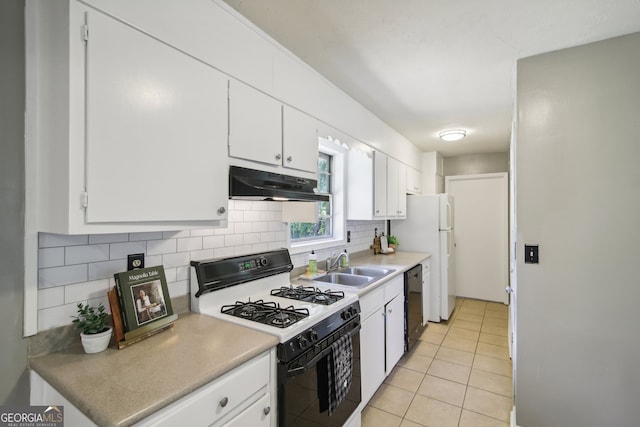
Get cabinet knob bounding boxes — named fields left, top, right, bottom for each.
left=217, top=207, right=226, bottom=215
left=286, top=156, right=292, bottom=162
left=388, top=308, right=393, bottom=314
left=263, top=406, right=271, bottom=415
left=219, top=396, right=229, bottom=407
left=275, top=154, right=282, bottom=160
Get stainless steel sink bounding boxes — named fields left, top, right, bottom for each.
left=335, top=266, right=395, bottom=278
left=313, top=273, right=374, bottom=288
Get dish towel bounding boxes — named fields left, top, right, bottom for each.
left=327, top=334, right=353, bottom=415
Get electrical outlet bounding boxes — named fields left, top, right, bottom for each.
left=524, top=245, right=539, bottom=264
left=127, top=253, right=145, bottom=270
left=347, top=230, right=351, bottom=243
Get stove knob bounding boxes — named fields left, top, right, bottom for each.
left=349, top=307, right=358, bottom=317
left=309, top=329, right=318, bottom=342
left=298, top=336, right=309, bottom=349
left=341, top=310, right=351, bottom=320
left=259, top=257, right=268, bottom=266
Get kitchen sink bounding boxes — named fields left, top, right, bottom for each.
left=313, top=273, right=374, bottom=288
left=335, top=266, right=396, bottom=278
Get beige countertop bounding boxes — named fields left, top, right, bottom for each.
left=294, top=250, right=431, bottom=297
left=29, top=313, right=278, bottom=427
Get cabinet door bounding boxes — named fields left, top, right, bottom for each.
left=346, top=150, right=374, bottom=221
left=228, top=80, right=282, bottom=166
left=360, top=308, right=385, bottom=405
left=282, top=106, right=318, bottom=173
left=387, top=158, right=399, bottom=218
left=397, top=162, right=407, bottom=217
left=385, top=294, right=406, bottom=373
left=221, top=393, right=271, bottom=427
left=373, top=151, right=387, bottom=218
left=85, top=10, right=228, bottom=223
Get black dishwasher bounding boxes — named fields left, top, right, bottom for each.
left=404, top=264, right=425, bottom=351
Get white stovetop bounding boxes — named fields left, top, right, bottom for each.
left=191, top=271, right=358, bottom=343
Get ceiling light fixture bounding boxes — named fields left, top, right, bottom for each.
left=438, top=129, right=467, bottom=142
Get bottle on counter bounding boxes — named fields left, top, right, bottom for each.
left=308, top=250, right=317, bottom=275
left=341, top=249, right=349, bottom=267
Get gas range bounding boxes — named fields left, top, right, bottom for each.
left=190, top=249, right=359, bottom=346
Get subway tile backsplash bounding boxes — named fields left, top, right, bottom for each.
left=36, top=200, right=384, bottom=331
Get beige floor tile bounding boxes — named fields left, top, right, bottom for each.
left=461, top=299, right=488, bottom=309
left=484, top=309, right=508, bottom=320
left=479, top=332, right=509, bottom=348
left=441, top=334, right=478, bottom=353
left=451, top=319, right=482, bottom=331
left=463, top=386, right=512, bottom=422
left=399, top=419, right=424, bottom=427
left=485, top=302, right=508, bottom=313
left=481, top=324, right=508, bottom=337
left=417, top=374, right=467, bottom=407
left=435, top=346, right=475, bottom=367
left=361, top=405, right=403, bottom=427
left=420, top=329, right=445, bottom=345
left=468, top=369, right=513, bottom=397
left=447, top=326, right=480, bottom=342
left=458, top=306, right=485, bottom=316
left=424, top=321, right=450, bottom=334
left=398, top=352, right=433, bottom=373
left=427, top=359, right=471, bottom=384
left=369, top=384, right=416, bottom=417
left=473, top=354, right=513, bottom=378
left=459, top=409, right=510, bottom=427
left=482, top=315, right=507, bottom=326
left=385, top=366, right=425, bottom=393
left=456, top=312, right=484, bottom=323
left=405, top=394, right=461, bottom=427
left=476, top=342, right=510, bottom=361
left=412, top=340, right=439, bottom=358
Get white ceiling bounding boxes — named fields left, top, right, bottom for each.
left=221, top=0, right=640, bottom=156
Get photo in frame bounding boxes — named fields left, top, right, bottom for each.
left=114, top=265, right=177, bottom=340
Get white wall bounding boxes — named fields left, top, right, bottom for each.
left=444, top=152, right=508, bottom=176
left=515, top=32, right=640, bottom=426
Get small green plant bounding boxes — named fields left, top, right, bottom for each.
left=72, top=302, right=109, bottom=335
left=388, top=235, right=399, bottom=246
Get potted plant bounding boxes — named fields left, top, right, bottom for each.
left=387, top=235, right=399, bottom=249
left=72, top=302, right=112, bottom=354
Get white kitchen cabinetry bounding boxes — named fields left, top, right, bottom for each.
left=228, top=81, right=318, bottom=175
left=406, top=167, right=422, bottom=194
left=27, top=1, right=229, bottom=233
left=388, top=159, right=407, bottom=218
left=358, top=275, right=406, bottom=407
left=30, top=350, right=276, bottom=426
left=373, top=151, right=388, bottom=218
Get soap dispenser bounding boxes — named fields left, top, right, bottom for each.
left=308, top=250, right=317, bottom=275
left=341, top=249, right=349, bottom=267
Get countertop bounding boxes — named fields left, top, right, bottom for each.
left=29, top=313, right=278, bottom=426
left=294, top=250, right=431, bottom=297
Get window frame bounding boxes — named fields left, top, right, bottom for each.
left=287, top=138, right=347, bottom=254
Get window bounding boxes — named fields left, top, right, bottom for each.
left=290, top=152, right=333, bottom=241
left=288, top=138, right=346, bottom=252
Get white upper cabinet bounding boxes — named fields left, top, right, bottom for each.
left=282, top=106, right=319, bottom=173
left=228, top=80, right=282, bottom=167
left=406, top=167, right=422, bottom=194
left=373, top=151, right=388, bottom=218
left=229, top=81, right=318, bottom=175
left=85, top=9, right=228, bottom=224
left=27, top=1, right=229, bottom=233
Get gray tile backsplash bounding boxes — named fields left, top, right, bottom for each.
left=36, top=200, right=383, bottom=331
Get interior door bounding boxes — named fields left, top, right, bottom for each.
left=445, top=173, right=509, bottom=303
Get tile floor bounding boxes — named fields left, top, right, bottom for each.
left=361, top=298, right=512, bottom=427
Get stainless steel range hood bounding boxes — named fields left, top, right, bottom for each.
left=229, top=166, right=329, bottom=202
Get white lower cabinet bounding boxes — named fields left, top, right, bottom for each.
left=359, top=275, right=406, bottom=406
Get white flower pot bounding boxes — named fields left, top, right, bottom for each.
left=80, top=327, right=113, bottom=354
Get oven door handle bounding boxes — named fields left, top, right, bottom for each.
left=287, top=324, right=360, bottom=377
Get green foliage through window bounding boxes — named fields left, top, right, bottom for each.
left=290, top=152, right=332, bottom=241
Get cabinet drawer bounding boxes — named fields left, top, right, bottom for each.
left=384, top=276, right=404, bottom=302
left=359, top=287, right=384, bottom=320
left=142, top=352, right=270, bottom=426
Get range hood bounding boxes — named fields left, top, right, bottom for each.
left=229, top=166, right=329, bottom=202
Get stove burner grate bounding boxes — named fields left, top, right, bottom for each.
left=270, top=286, right=345, bottom=305
left=221, top=300, right=309, bottom=328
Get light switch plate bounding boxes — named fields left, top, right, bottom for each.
left=524, top=245, right=539, bottom=264
left=127, top=253, right=145, bottom=270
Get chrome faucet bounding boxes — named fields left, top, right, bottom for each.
left=326, top=252, right=348, bottom=271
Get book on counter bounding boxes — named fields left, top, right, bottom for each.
left=114, top=265, right=177, bottom=341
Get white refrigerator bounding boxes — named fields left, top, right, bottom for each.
left=392, top=194, right=456, bottom=322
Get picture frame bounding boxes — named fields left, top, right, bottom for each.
left=114, top=265, right=177, bottom=340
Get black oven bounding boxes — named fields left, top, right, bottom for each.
left=277, top=308, right=361, bottom=427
